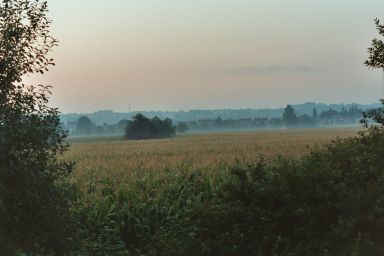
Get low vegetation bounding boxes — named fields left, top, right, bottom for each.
left=62, top=126, right=384, bottom=255
left=200, top=128, right=384, bottom=255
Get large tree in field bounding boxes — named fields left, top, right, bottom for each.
left=0, top=0, right=75, bottom=254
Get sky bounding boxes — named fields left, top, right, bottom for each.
left=28, top=0, right=384, bottom=113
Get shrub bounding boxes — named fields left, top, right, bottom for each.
left=197, top=127, right=384, bottom=255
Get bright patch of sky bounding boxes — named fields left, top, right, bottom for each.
left=30, top=0, right=384, bottom=112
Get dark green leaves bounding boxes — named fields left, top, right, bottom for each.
left=365, top=18, right=384, bottom=70
left=0, top=0, right=75, bottom=254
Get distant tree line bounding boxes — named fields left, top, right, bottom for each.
left=60, top=102, right=382, bottom=126
left=184, top=105, right=364, bottom=131
left=64, top=105, right=364, bottom=136
left=70, top=114, right=179, bottom=139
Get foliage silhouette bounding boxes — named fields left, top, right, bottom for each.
left=125, top=113, right=176, bottom=140
left=283, top=105, right=298, bottom=126
left=0, top=0, right=75, bottom=254
left=76, top=115, right=95, bottom=135
left=365, top=18, right=384, bottom=70
left=362, top=18, right=384, bottom=128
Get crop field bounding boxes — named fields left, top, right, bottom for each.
left=64, top=127, right=361, bottom=189
left=61, top=126, right=384, bottom=255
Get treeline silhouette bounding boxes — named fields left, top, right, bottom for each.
left=60, top=102, right=382, bottom=126
left=69, top=105, right=364, bottom=136
left=185, top=105, right=363, bottom=130
left=74, top=114, right=177, bottom=139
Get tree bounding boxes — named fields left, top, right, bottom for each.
left=362, top=18, right=384, bottom=127
left=0, top=1, right=75, bottom=254
left=365, top=18, right=384, bottom=70
left=125, top=113, right=176, bottom=140
left=76, top=115, right=95, bottom=135
left=282, top=105, right=298, bottom=126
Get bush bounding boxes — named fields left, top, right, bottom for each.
left=197, top=127, right=384, bottom=255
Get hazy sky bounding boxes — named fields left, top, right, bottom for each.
left=29, top=0, right=384, bottom=113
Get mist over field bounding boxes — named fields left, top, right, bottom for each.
left=61, top=102, right=376, bottom=137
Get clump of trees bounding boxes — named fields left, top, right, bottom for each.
left=283, top=105, right=298, bottom=126
left=76, top=116, right=96, bottom=135
left=0, top=0, right=75, bottom=254
left=125, top=113, right=176, bottom=140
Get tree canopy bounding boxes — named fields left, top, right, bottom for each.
left=76, top=115, right=95, bottom=135
left=362, top=18, right=384, bottom=127
left=283, top=105, right=298, bottom=126
left=0, top=0, right=74, bottom=254
left=125, top=113, right=176, bottom=140
left=365, top=18, right=384, bottom=70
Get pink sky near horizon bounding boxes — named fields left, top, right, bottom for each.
left=28, top=0, right=384, bottom=113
